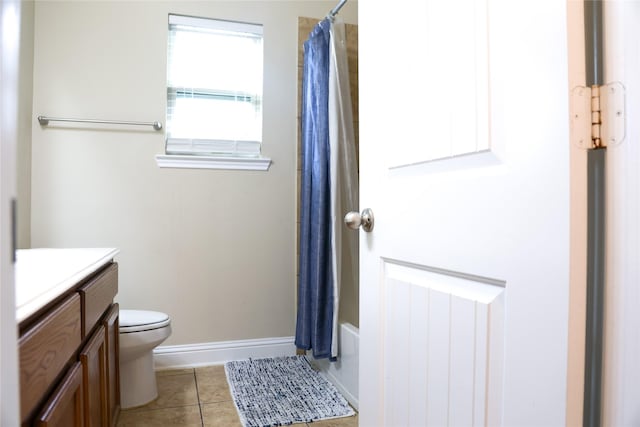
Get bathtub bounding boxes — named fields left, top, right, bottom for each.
left=309, top=322, right=359, bottom=410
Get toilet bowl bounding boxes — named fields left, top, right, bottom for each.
left=119, top=309, right=172, bottom=409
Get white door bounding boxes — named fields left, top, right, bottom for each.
left=358, top=1, right=575, bottom=425
left=602, top=2, right=640, bottom=426
left=1, top=1, right=21, bottom=425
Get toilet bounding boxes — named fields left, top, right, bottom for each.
left=119, top=309, right=172, bottom=409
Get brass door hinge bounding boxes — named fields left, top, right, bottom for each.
left=570, top=82, right=625, bottom=149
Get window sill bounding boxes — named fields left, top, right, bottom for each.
left=155, top=154, right=271, bottom=171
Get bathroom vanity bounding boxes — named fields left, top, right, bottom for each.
left=16, top=248, right=120, bottom=427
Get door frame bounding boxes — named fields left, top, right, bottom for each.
left=1, top=1, right=21, bottom=425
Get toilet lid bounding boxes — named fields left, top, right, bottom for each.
left=119, top=309, right=170, bottom=333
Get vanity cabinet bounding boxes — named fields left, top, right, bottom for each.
left=19, top=262, right=119, bottom=427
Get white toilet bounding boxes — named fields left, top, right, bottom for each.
left=119, top=309, right=172, bottom=409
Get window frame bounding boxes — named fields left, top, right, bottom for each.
left=157, top=14, right=271, bottom=171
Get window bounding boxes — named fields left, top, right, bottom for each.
left=158, top=14, right=270, bottom=170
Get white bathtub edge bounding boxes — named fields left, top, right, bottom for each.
left=309, top=322, right=360, bottom=410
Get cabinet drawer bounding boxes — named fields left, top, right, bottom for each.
left=20, top=293, right=82, bottom=422
left=79, top=263, right=118, bottom=338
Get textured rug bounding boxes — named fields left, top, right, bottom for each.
left=225, top=356, right=355, bottom=427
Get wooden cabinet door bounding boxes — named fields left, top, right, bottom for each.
left=103, top=303, right=120, bottom=426
left=80, top=325, right=108, bottom=427
left=20, top=294, right=82, bottom=423
left=35, top=362, right=84, bottom=427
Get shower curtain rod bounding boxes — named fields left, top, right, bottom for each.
left=327, top=0, right=348, bottom=19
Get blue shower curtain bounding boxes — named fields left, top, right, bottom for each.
left=297, top=17, right=358, bottom=361
left=296, top=19, right=334, bottom=360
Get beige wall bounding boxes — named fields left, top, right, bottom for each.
left=17, top=0, right=34, bottom=249
left=29, top=0, right=357, bottom=346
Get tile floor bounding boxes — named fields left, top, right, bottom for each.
left=116, top=365, right=358, bottom=427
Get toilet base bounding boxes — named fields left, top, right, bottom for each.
left=119, top=351, right=158, bottom=409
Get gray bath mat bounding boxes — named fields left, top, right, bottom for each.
left=224, top=355, right=355, bottom=427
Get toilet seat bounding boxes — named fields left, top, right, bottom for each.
left=120, top=309, right=170, bottom=333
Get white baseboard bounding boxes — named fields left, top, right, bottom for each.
left=153, top=336, right=296, bottom=370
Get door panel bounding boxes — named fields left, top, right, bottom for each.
left=387, top=0, right=489, bottom=167
left=382, top=262, right=504, bottom=426
left=359, top=0, right=573, bottom=425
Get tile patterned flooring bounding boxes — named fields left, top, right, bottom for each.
left=116, top=366, right=358, bottom=427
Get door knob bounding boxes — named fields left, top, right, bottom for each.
left=344, top=208, right=374, bottom=232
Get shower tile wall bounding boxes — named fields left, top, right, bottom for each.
left=296, top=17, right=359, bottom=329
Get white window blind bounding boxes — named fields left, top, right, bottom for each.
left=166, top=14, right=263, bottom=157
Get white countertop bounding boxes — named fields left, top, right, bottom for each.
left=15, top=248, right=120, bottom=323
